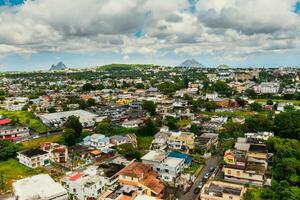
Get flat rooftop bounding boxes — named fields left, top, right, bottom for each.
left=141, top=150, right=166, bottom=162
left=163, top=157, right=184, bottom=166
left=13, top=174, right=67, bottom=200
left=39, top=110, right=98, bottom=123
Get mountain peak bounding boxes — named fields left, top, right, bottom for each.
left=50, top=62, right=67, bottom=71
left=179, top=59, right=204, bottom=68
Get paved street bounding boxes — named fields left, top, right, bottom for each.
left=179, top=155, right=221, bottom=200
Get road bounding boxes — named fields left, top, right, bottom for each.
left=179, top=155, right=220, bottom=200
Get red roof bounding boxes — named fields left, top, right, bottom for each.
left=69, top=172, right=83, bottom=181
left=0, top=118, right=12, bottom=125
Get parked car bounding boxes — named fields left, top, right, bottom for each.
left=209, top=167, right=215, bottom=172
left=203, top=172, right=210, bottom=180
left=193, top=182, right=203, bottom=194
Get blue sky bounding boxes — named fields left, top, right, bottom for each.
left=1, top=0, right=300, bottom=71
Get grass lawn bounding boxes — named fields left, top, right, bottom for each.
left=176, top=119, right=192, bottom=128
left=201, top=110, right=255, bottom=117
left=21, top=134, right=62, bottom=149
left=0, top=109, right=48, bottom=133
left=137, top=136, right=153, bottom=150
left=254, top=99, right=300, bottom=105
left=184, top=162, right=203, bottom=176
left=0, top=159, right=40, bottom=192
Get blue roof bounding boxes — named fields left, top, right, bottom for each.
left=83, top=136, right=91, bottom=142
left=168, top=151, right=192, bottom=164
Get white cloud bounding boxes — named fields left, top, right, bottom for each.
left=0, top=0, right=299, bottom=62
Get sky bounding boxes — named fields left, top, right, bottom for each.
left=0, top=0, right=300, bottom=71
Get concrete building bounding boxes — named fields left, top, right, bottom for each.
left=13, top=174, right=67, bottom=200
left=167, top=131, right=195, bottom=151
left=141, top=150, right=185, bottom=182
left=40, top=142, right=69, bottom=163
left=117, top=162, right=165, bottom=199
left=0, top=125, right=29, bottom=141
left=63, top=166, right=106, bottom=200
left=38, top=110, right=99, bottom=128
left=17, top=148, right=50, bottom=168
left=200, top=180, right=246, bottom=200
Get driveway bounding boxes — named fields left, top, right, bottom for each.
left=179, top=155, right=221, bottom=200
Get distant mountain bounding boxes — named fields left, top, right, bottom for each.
left=179, top=59, right=204, bottom=68
left=50, top=62, right=67, bottom=71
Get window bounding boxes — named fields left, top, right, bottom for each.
left=229, top=196, right=233, bottom=200
left=165, top=169, right=169, bottom=173
left=236, top=171, right=240, bottom=176
left=227, top=170, right=231, bottom=175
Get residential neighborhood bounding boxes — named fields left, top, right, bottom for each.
left=0, top=1, right=300, bottom=199
left=0, top=64, right=299, bottom=200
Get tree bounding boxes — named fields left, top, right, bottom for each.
left=273, top=111, right=300, bottom=139
left=47, top=107, right=56, bottom=113
left=94, top=118, right=113, bottom=135
left=190, top=124, right=201, bottom=135
left=203, top=101, right=217, bottom=112
left=62, top=128, right=76, bottom=146
left=245, top=89, right=257, bottom=99
left=94, top=83, right=104, bottom=90
left=0, top=140, right=19, bottom=161
left=135, top=83, right=145, bottom=89
left=137, top=119, right=158, bottom=136
left=64, top=115, right=82, bottom=138
left=244, top=114, right=273, bottom=132
left=266, top=99, right=273, bottom=105
left=82, top=83, right=95, bottom=91
left=210, top=81, right=234, bottom=97
left=166, top=116, right=178, bottom=131
left=284, top=105, right=295, bottom=112
left=86, top=98, right=96, bottom=107
left=142, top=101, right=156, bottom=116
left=249, top=102, right=262, bottom=112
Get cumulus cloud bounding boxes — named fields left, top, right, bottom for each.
left=0, top=0, right=299, bottom=62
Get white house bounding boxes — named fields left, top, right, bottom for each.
left=17, top=148, right=50, bottom=168
left=141, top=150, right=185, bottom=182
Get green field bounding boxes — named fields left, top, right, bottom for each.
left=137, top=136, right=153, bottom=150
left=254, top=99, right=300, bottom=105
left=21, top=134, right=62, bottom=149
left=0, top=110, right=48, bottom=133
left=0, top=159, right=40, bottom=192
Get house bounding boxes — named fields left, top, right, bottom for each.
left=17, top=148, right=50, bottom=168
left=0, top=125, right=29, bottom=141
left=110, top=135, right=128, bottom=146
left=244, top=132, right=273, bottom=143
left=254, top=82, right=280, bottom=94
left=167, top=131, right=195, bottom=151
left=40, top=142, right=69, bottom=163
left=196, top=133, right=218, bottom=151
left=83, top=134, right=110, bottom=149
left=223, top=141, right=270, bottom=186
left=117, top=162, right=165, bottom=199
left=62, top=163, right=125, bottom=200
left=121, top=119, right=143, bottom=128
left=5, top=97, right=29, bottom=111
left=69, top=145, right=92, bottom=159
left=141, top=150, right=185, bottom=182
left=200, top=180, right=246, bottom=200
left=151, top=131, right=170, bottom=150
left=0, top=116, right=12, bottom=126
left=13, top=174, right=67, bottom=200
left=125, top=133, right=138, bottom=148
